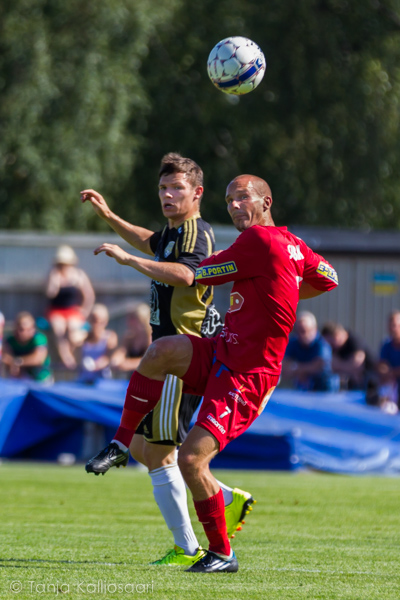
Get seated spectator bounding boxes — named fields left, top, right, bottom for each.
left=0, top=311, right=5, bottom=377
left=0, top=311, right=4, bottom=361
left=321, top=321, right=377, bottom=392
left=282, top=310, right=338, bottom=392
left=111, top=303, right=152, bottom=375
left=377, top=310, right=400, bottom=412
left=76, top=304, right=118, bottom=384
left=2, top=311, right=53, bottom=383
left=45, top=244, right=95, bottom=370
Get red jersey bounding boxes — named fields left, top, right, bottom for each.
left=195, top=225, right=338, bottom=375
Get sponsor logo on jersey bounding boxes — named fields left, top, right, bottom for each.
left=228, top=291, right=244, bottom=313
left=164, top=241, right=175, bottom=258
left=201, top=305, right=223, bottom=337
left=287, top=244, right=304, bottom=261
left=228, top=389, right=247, bottom=406
left=150, top=284, right=160, bottom=325
left=219, top=406, right=232, bottom=419
left=207, top=414, right=226, bottom=434
left=195, top=261, right=238, bottom=280
left=220, top=326, right=239, bottom=344
left=316, top=261, right=338, bottom=284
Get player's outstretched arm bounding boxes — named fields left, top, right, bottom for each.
left=80, top=189, right=155, bottom=256
left=94, top=243, right=194, bottom=287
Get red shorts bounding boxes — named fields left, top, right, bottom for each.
left=47, top=307, right=85, bottom=321
left=182, top=335, right=279, bottom=451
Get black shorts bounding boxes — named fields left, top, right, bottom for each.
left=135, top=374, right=202, bottom=446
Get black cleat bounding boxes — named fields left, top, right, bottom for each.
left=85, top=442, right=129, bottom=474
left=185, top=550, right=238, bottom=573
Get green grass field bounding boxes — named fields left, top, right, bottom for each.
left=1, top=462, right=400, bottom=600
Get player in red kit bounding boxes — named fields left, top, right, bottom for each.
left=86, top=174, right=338, bottom=573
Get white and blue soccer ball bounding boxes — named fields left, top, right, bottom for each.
left=207, top=36, right=266, bottom=95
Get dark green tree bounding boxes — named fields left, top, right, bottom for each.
left=127, top=0, right=400, bottom=230
left=0, top=0, right=179, bottom=231
left=2, top=0, right=400, bottom=231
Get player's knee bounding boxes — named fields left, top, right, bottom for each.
left=177, top=448, right=200, bottom=480
left=143, top=336, right=182, bottom=371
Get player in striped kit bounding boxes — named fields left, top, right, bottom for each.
left=81, top=154, right=254, bottom=566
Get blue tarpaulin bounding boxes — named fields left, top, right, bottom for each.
left=1, top=378, right=400, bottom=474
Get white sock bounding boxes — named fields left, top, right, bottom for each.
left=111, top=439, right=128, bottom=452
left=215, top=480, right=233, bottom=506
left=214, top=548, right=234, bottom=560
left=149, top=462, right=199, bottom=555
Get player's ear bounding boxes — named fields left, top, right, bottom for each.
left=263, top=195, right=272, bottom=211
left=194, top=186, right=204, bottom=201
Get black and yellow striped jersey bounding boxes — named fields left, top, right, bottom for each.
left=149, top=215, right=222, bottom=340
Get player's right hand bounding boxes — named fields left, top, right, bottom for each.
left=80, top=189, right=111, bottom=219
left=93, top=242, right=131, bottom=266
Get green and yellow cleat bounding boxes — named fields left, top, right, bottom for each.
left=150, top=545, right=204, bottom=566
left=225, top=487, right=256, bottom=539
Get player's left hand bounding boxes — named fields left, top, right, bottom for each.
left=94, top=243, right=131, bottom=265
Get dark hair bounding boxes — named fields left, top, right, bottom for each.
left=321, top=321, right=340, bottom=337
left=158, top=153, right=203, bottom=189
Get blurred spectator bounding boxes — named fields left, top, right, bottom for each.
left=282, top=310, right=338, bottom=392
left=321, top=321, right=377, bottom=393
left=0, top=311, right=4, bottom=361
left=76, top=304, right=118, bottom=384
left=377, top=310, right=400, bottom=413
left=45, top=244, right=95, bottom=369
left=2, top=311, right=53, bottom=383
left=0, top=311, right=5, bottom=377
left=111, top=303, right=152, bottom=374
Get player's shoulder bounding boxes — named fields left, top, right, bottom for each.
left=182, top=215, right=215, bottom=242
left=191, top=215, right=215, bottom=235
left=177, top=215, right=211, bottom=254
left=275, top=226, right=308, bottom=247
left=178, top=214, right=203, bottom=233
left=245, top=225, right=306, bottom=253
left=248, top=224, right=299, bottom=242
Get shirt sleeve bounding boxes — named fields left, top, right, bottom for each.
left=195, top=226, right=270, bottom=285
left=149, top=230, right=162, bottom=255
left=176, top=220, right=215, bottom=274
left=34, top=332, right=48, bottom=349
left=300, top=241, right=338, bottom=291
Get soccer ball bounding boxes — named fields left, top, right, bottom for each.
left=207, top=36, right=266, bottom=95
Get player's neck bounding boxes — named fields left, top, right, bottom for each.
left=168, top=211, right=201, bottom=229
left=262, top=214, right=275, bottom=227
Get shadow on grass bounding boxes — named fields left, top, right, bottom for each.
left=0, top=558, right=128, bottom=568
